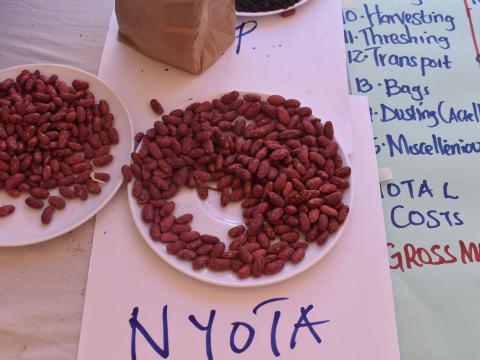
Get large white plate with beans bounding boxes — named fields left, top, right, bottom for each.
left=0, top=64, right=133, bottom=246
left=128, top=91, right=353, bottom=287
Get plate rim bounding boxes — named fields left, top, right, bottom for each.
left=0, top=63, right=134, bottom=247
left=236, top=0, right=311, bottom=17
left=128, top=90, right=354, bottom=288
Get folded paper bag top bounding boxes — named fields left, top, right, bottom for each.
left=115, top=0, right=236, bottom=75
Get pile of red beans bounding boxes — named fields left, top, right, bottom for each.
left=0, top=70, right=118, bottom=224
left=123, top=91, right=350, bottom=279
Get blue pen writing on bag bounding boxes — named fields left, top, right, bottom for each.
left=235, top=21, right=258, bottom=54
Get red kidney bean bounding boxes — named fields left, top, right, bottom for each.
left=192, top=255, right=209, bottom=270
left=160, top=215, right=175, bottom=233
left=25, top=197, right=44, bottom=209
left=150, top=99, right=164, bottom=115
left=320, top=205, right=338, bottom=218
left=196, top=244, right=213, bottom=255
left=196, top=182, right=208, bottom=200
left=252, top=256, right=265, bottom=277
left=5, top=173, right=25, bottom=190
left=149, top=224, right=162, bottom=241
left=167, top=240, right=186, bottom=254
left=158, top=232, right=177, bottom=243
left=176, top=213, right=193, bottom=224
left=239, top=246, right=253, bottom=264
left=41, top=205, right=54, bottom=224
left=185, top=239, right=203, bottom=251
left=92, top=154, right=113, bottom=167
left=74, top=184, right=88, bottom=200
left=121, top=165, right=133, bottom=182
left=278, top=247, right=294, bottom=261
left=72, top=79, right=89, bottom=91
left=166, top=223, right=189, bottom=234
left=200, top=235, right=219, bottom=244
left=228, top=225, right=245, bottom=237
left=59, top=186, right=77, bottom=199
left=30, top=187, right=50, bottom=199
left=75, top=171, right=91, bottom=185
left=208, top=258, right=231, bottom=271
left=264, top=260, right=285, bottom=275
left=86, top=178, right=101, bottom=195
left=267, top=95, right=285, bottom=106
left=0, top=204, right=15, bottom=217
left=177, top=249, right=197, bottom=261
left=179, top=231, right=200, bottom=242
left=237, top=264, right=252, bottom=279
left=324, top=121, right=334, bottom=139
left=93, top=172, right=110, bottom=183
left=48, top=196, right=66, bottom=210
left=316, top=231, right=329, bottom=245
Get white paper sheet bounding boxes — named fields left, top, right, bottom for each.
left=77, top=1, right=399, bottom=358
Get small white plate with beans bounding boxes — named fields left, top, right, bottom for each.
left=236, top=0, right=311, bottom=17
left=127, top=91, right=353, bottom=287
left=0, top=64, right=133, bottom=246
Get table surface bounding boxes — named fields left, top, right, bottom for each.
left=0, top=1, right=112, bottom=359
left=0, top=1, right=358, bottom=359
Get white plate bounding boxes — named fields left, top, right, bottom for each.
left=236, top=0, right=311, bottom=17
left=0, top=64, right=134, bottom=246
left=129, top=91, right=353, bottom=287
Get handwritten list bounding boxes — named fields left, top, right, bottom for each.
left=344, top=1, right=480, bottom=358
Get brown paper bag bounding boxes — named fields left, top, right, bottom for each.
left=115, top=0, right=235, bottom=74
